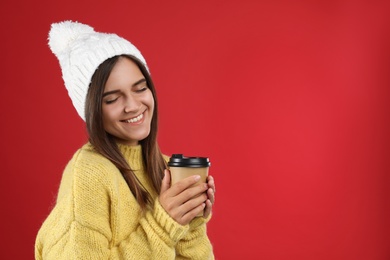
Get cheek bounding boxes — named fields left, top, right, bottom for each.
left=150, top=98, right=155, bottom=113
left=147, top=92, right=155, bottom=112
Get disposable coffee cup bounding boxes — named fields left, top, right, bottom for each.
left=168, top=154, right=211, bottom=216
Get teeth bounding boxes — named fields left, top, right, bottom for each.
left=126, top=113, right=143, bottom=123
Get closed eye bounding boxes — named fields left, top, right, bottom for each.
left=104, top=97, right=119, bottom=104
left=136, top=87, right=148, bottom=93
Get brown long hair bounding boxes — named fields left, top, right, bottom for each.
left=85, top=55, right=166, bottom=210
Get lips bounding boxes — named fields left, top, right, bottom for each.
left=121, top=112, right=144, bottom=123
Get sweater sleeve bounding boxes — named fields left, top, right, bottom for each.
left=175, top=215, right=214, bottom=260
left=35, top=149, right=190, bottom=260
left=110, top=199, right=190, bottom=259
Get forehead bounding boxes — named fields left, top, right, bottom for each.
left=105, top=57, right=144, bottom=90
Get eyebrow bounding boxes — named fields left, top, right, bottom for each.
left=102, top=78, right=147, bottom=97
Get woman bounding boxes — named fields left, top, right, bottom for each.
left=35, top=21, right=215, bottom=259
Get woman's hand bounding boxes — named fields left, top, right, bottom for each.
left=203, top=175, right=216, bottom=218
left=159, top=169, right=208, bottom=225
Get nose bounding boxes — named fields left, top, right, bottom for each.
left=123, top=94, right=141, bottom=113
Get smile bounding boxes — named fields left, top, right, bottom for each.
left=122, top=112, right=144, bottom=123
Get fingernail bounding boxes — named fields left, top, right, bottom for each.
left=194, top=175, right=200, bottom=181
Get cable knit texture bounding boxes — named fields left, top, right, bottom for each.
left=35, top=143, right=213, bottom=259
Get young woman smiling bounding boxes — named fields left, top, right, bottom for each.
left=35, top=21, right=215, bottom=260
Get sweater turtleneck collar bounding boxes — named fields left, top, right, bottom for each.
left=117, top=143, right=144, bottom=171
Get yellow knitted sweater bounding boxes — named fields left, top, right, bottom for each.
left=35, top=143, right=213, bottom=259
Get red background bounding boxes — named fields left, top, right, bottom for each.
left=1, top=1, right=389, bottom=259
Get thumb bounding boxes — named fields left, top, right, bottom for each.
left=160, top=169, right=171, bottom=194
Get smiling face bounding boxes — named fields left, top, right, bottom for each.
left=101, top=57, right=154, bottom=146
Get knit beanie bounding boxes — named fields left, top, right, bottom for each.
left=48, top=20, right=148, bottom=121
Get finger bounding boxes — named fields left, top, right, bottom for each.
left=160, top=169, right=171, bottom=195
left=170, top=175, right=202, bottom=196
left=175, top=183, right=208, bottom=205
left=207, top=176, right=216, bottom=193
left=180, top=202, right=206, bottom=225
left=207, top=188, right=215, bottom=204
left=181, top=192, right=208, bottom=212
left=203, top=199, right=212, bottom=218
left=170, top=193, right=207, bottom=225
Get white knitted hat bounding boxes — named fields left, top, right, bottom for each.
left=48, top=20, right=148, bottom=121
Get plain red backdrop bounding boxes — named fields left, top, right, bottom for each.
left=1, top=0, right=389, bottom=259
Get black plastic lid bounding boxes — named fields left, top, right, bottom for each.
left=168, top=154, right=211, bottom=168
